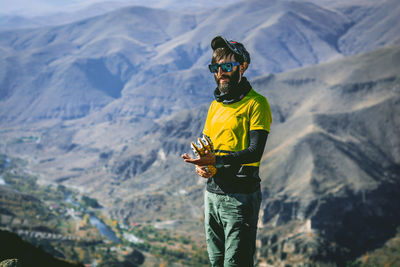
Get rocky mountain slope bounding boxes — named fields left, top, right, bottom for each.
left=0, top=1, right=135, bottom=30
left=252, top=45, right=400, bottom=265
left=1, top=0, right=399, bottom=125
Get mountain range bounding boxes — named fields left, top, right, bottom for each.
left=1, top=0, right=399, bottom=124
left=1, top=0, right=400, bottom=265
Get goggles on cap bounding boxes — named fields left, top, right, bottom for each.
left=208, top=62, right=240, bottom=73
left=211, top=36, right=250, bottom=64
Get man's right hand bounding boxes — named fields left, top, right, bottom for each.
left=181, top=153, right=215, bottom=178
left=181, top=150, right=216, bottom=166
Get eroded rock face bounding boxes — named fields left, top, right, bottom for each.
left=111, top=150, right=158, bottom=180
left=255, top=47, right=400, bottom=265
left=259, top=178, right=400, bottom=265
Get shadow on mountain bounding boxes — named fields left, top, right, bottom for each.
left=76, top=58, right=125, bottom=99
left=0, top=230, right=83, bottom=267
left=308, top=97, right=400, bottom=264
left=310, top=181, right=400, bottom=265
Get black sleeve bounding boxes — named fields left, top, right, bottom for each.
left=215, top=129, right=268, bottom=167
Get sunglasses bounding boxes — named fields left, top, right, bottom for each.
left=208, top=62, right=240, bottom=73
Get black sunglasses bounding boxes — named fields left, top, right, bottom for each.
left=208, top=62, right=240, bottom=73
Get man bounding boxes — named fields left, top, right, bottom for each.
left=181, top=36, right=272, bottom=267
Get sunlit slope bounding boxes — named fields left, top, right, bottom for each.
left=252, top=45, right=400, bottom=265
left=1, top=0, right=398, bottom=125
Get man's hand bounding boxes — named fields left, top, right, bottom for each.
left=195, top=165, right=213, bottom=179
left=181, top=151, right=217, bottom=178
left=181, top=150, right=216, bottom=166
left=182, top=135, right=217, bottom=177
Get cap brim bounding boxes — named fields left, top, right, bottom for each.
left=211, top=36, right=231, bottom=51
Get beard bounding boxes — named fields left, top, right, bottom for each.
left=215, top=68, right=240, bottom=94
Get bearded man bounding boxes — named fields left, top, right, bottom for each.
left=182, top=36, right=272, bottom=267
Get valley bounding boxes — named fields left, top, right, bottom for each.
left=0, top=154, right=208, bottom=266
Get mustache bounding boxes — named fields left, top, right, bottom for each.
left=217, top=75, right=230, bottom=80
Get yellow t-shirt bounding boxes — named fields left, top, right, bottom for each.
left=203, top=88, right=272, bottom=167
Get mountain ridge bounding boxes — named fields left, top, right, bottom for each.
left=1, top=0, right=399, bottom=125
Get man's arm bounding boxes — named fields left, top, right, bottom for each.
left=215, top=129, right=268, bottom=167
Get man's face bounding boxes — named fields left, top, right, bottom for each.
left=214, top=54, right=241, bottom=94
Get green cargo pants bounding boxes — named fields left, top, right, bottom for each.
left=204, top=189, right=262, bottom=267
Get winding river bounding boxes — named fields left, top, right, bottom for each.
left=0, top=156, right=11, bottom=185
left=89, top=214, right=121, bottom=243
left=64, top=193, right=121, bottom=243
left=1, top=156, right=122, bottom=244
left=0, top=174, right=6, bottom=185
